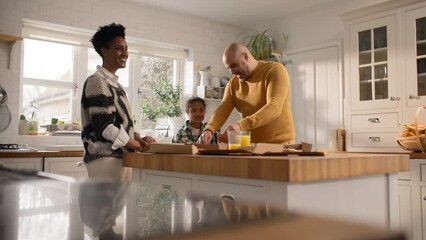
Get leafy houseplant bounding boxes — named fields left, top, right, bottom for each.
left=141, top=74, right=183, bottom=123
left=242, top=29, right=273, bottom=60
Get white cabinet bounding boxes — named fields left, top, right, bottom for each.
left=404, top=6, right=426, bottom=121
left=348, top=15, right=398, bottom=111
left=44, top=157, right=87, bottom=178
left=398, top=158, right=426, bottom=240
left=344, top=1, right=426, bottom=152
left=0, top=157, right=43, bottom=171
left=398, top=182, right=413, bottom=240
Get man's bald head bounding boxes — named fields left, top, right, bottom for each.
left=223, top=43, right=251, bottom=60
left=222, top=42, right=258, bottom=81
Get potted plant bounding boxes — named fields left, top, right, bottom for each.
left=141, top=74, right=184, bottom=134
left=241, top=29, right=273, bottom=60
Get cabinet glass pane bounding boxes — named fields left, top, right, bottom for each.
left=416, top=17, right=426, bottom=96
left=418, top=58, right=426, bottom=74
left=416, top=17, right=426, bottom=41
left=374, top=49, right=387, bottom=62
left=374, top=27, right=387, bottom=49
left=359, top=30, right=371, bottom=51
left=360, top=82, right=372, bottom=101
left=418, top=75, right=426, bottom=96
left=359, top=66, right=372, bottom=81
left=359, top=52, right=371, bottom=65
left=418, top=42, right=426, bottom=56
left=375, top=81, right=388, bottom=100
left=374, top=64, right=388, bottom=79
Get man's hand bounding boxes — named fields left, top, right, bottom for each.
left=197, top=130, right=213, bottom=144
left=223, top=122, right=241, bottom=134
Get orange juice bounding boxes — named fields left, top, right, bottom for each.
left=228, top=143, right=241, bottom=150
left=240, top=135, right=251, bottom=146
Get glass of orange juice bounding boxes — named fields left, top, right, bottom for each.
left=227, top=131, right=251, bottom=150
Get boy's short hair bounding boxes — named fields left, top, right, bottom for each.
left=91, top=23, right=126, bottom=58
left=186, top=97, right=206, bottom=112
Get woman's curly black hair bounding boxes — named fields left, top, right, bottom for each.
left=90, top=23, right=126, bottom=57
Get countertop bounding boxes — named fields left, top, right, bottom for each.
left=0, top=150, right=83, bottom=158
left=0, top=168, right=404, bottom=240
left=123, top=152, right=409, bottom=182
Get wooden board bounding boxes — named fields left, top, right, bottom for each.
left=123, top=152, right=409, bottom=182
left=197, top=149, right=325, bottom=156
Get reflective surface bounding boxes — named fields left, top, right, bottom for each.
left=0, top=171, right=279, bottom=240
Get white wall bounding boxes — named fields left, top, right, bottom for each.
left=0, top=0, right=242, bottom=147
left=264, top=0, right=388, bottom=53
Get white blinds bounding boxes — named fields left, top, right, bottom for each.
left=22, top=19, right=188, bottom=59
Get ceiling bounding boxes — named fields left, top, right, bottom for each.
left=125, top=0, right=343, bottom=29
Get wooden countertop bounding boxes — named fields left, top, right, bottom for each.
left=123, top=152, right=409, bottom=183
left=158, top=213, right=404, bottom=240
left=410, top=152, right=426, bottom=159
left=0, top=151, right=84, bottom=158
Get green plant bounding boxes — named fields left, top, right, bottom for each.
left=141, top=74, right=182, bottom=122
left=242, top=29, right=273, bottom=60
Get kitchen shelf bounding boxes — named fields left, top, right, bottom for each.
left=0, top=34, right=23, bottom=43
left=0, top=33, right=23, bottom=69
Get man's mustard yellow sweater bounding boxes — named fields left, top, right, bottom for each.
left=205, top=61, right=295, bottom=143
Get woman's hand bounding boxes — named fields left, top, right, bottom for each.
left=140, top=136, right=156, bottom=151
left=134, top=133, right=156, bottom=152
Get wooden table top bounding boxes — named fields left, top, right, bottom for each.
left=123, top=152, right=409, bottom=183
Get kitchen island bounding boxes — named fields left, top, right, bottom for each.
left=123, top=152, right=409, bottom=229
left=0, top=168, right=405, bottom=240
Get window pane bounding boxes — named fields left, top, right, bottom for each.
left=23, top=39, right=73, bottom=82
left=22, top=85, right=72, bottom=125
left=137, top=56, right=175, bottom=129
left=87, top=48, right=129, bottom=87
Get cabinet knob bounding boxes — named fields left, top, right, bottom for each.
left=423, top=196, right=426, bottom=201
left=76, top=162, right=84, bottom=167
left=409, top=95, right=415, bottom=99
left=369, top=137, right=381, bottom=142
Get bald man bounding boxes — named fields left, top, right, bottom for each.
left=197, top=43, right=295, bottom=144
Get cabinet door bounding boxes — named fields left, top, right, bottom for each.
left=0, top=158, right=43, bottom=171
left=399, top=182, right=413, bottom=240
left=349, top=15, right=398, bottom=111
left=44, top=157, right=87, bottom=178
left=405, top=7, right=426, bottom=117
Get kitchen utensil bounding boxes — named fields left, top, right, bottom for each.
left=0, top=105, right=12, bottom=133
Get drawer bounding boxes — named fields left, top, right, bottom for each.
left=352, top=132, right=399, bottom=148
left=351, top=113, right=398, bottom=129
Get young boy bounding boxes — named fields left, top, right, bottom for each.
left=172, top=97, right=217, bottom=144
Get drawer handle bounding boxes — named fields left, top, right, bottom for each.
left=369, top=137, right=381, bottom=142
left=76, top=162, right=84, bottom=167
left=368, top=118, right=380, bottom=123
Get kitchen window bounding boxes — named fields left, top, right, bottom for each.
left=20, top=20, right=187, bottom=130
